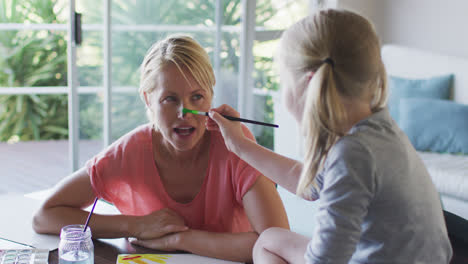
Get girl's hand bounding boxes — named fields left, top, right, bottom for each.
left=131, top=208, right=188, bottom=240
left=206, top=104, right=248, bottom=154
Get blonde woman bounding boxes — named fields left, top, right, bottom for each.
left=207, top=9, right=452, bottom=264
left=33, top=35, right=289, bottom=263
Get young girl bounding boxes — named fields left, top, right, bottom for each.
left=207, top=9, right=452, bottom=264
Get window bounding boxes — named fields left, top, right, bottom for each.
left=0, top=0, right=309, bottom=194
left=253, top=0, right=308, bottom=149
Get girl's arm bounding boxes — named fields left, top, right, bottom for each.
left=206, top=104, right=302, bottom=193
left=32, top=167, right=188, bottom=239
left=131, top=175, right=290, bottom=263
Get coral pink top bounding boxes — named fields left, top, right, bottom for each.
left=86, top=124, right=260, bottom=233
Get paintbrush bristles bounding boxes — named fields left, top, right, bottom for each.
left=183, top=108, right=208, bottom=116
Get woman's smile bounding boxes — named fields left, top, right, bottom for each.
left=173, top=125, right=196, bottom=138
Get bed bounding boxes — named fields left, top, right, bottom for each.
left=382, top=44, right=468, bottom=221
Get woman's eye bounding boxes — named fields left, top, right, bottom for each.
left=192, top=94, right=203, bottom=101
left=164, top=96, right=177, bottom=102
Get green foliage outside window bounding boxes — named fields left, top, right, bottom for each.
left=0, top=0, right=68, bottom=141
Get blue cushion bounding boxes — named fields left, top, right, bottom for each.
left=388, top=74, right=453, bottom=123
left=399, top=98, right=468, bottom=154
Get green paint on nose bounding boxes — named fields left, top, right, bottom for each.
left=182, top=108, right=198, bottom=114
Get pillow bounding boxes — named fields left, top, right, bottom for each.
left=399, top=98, right=468, bottom=154
left=388, top=74, right=453, bottom=124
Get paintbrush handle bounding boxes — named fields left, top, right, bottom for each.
left=200, top=111, right=279, bottom=128
left=222, top=115, right=279, bottom=128
left=83, top=197, right=99, bottom=232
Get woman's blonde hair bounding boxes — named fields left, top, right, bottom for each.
left=139, top=34, right=216, bottom=123
left=278, top=9, right=388, bottom=199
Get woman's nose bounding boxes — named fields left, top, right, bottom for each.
left=179, top=100, right=195, bottom=119
left=177, top=104, right=185, bottom=119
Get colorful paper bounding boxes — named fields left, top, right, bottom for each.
left=117, top=254, right=242, bottom=264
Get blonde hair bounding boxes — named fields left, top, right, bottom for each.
left=139, top=34, right=216, bottom=123
left=278, top=9, right=388, bottom=199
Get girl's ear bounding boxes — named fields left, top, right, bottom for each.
left=306, top=71, right=315, bottom=82
left=300, top=71, right=315, bottom=93
left=143, top=92, right=151, bottom=108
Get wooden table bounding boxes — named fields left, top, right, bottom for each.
left=0, top=237, right=171, bottom=264
left=48, top=238, right=170, bottom=264
left=0, top=195, right=242, bottom=264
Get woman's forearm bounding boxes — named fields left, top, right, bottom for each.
left=234, top=138, right=302, bottom=194
left=33, top=206, right=134, bottom=238
left=177, top=230, right=258, bottom=263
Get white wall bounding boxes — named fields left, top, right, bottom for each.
left=338, top=0, right=468, bottom=59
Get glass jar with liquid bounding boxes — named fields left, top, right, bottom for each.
left=59, top=225, right=94, bottom=264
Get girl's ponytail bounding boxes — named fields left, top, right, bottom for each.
left=297, top=61, right=346, bottom=199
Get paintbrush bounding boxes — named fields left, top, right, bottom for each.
left=183, top=108, right=279, bottom=128
left=83, top=197, right=98, bottom=232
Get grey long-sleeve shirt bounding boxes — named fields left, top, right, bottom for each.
left=305, top=108, right=452, bottom=264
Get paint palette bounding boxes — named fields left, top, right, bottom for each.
left=0, top=249, right=49, bottom=264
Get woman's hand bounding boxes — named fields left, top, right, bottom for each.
left=129, top=232, right=183, bottom=252
left=131, top=208, right=188, bottom=240
left=206, top=104, right=249, bottom=155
